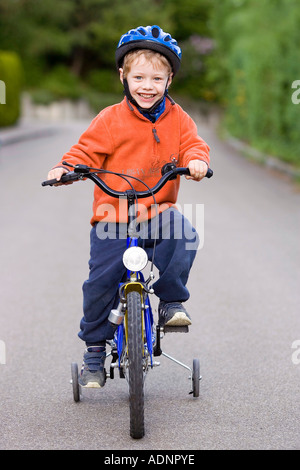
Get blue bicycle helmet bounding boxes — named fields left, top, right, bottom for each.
left=116, top=25, right=182, bottom=75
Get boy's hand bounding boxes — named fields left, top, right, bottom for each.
left=47, top=167, right=69, bottom=185
left=186, top=159, right=208, bottom=181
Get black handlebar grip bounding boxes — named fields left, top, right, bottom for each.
left=41, top=178, right=58, bottom=186
left=180, top=167, right=213, bottom=178
left=41, top=171, right=79, bottom=186
left=206, top=168, right=213, bottom=178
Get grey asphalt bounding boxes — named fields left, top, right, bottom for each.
left=0, top=116, right=299, bottom=450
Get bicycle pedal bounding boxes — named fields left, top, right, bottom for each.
left=163, top=325, right=189, bottom=333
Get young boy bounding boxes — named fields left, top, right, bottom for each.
left=47, top=25, right=210, bottom=388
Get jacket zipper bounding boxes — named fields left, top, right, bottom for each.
left=152, top=128, right=160, bottom=143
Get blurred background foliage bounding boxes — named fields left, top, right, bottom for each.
left=211, top=0, right=300, bottom=166
left=0, top=0, right=300, bottom=165
left=0, top=50, right=23, bottom=125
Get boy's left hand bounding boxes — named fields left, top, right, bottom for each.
left=186, top=159, right=208, bottom=181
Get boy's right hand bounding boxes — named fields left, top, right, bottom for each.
left=47, top=167, right=69, bottom=185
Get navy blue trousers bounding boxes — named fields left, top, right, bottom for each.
left=79, top=208, right=199, bottom=344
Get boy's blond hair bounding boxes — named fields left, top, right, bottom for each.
left=122, top=49, right=172, bottom=78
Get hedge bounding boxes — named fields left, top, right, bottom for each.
left=0, top=51, right=23, bottom=127
left=211, top=0, right=300, bottom=167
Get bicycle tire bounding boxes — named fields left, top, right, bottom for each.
left=192, top=358, right=200, bottom=398
left=71, top=362, right=80, bottom=402
left=126, top=289, right=145, bottom=439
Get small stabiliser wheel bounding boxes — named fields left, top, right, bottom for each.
left=71, top=362, right=80, bottom=402
left=192, top=358, right=200, bottom=397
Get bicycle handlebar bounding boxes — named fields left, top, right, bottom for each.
left=42, top=165, right=213, bottom=199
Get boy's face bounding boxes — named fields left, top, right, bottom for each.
left=119, top=54, right=172, bottom=109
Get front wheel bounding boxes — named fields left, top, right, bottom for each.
left=126, top=290, right=145, bottom=439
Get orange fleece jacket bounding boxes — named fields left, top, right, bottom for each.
left=56, top=97, right=210, bottom=224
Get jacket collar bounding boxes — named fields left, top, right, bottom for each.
left=124, top=95, right=175, bottom=122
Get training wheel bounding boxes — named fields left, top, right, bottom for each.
left=192, top=358, right=200, bottom=397
left=71, top=362, right=80, bottom=402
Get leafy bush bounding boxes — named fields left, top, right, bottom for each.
left=211, top=0, right=300, bottom=166
left=29, top=65, right=122, bottom=111
left=87, top=69, right=122, bottom=95
left=35, top=65, right=84, bottom=101
left=0, top=51, right=23, bottom=126
left=172, top=36, right=216, bottom=100
left=84, top=88, right=121, bottom=113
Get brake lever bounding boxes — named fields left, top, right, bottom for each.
left=62, top=161, right=91, bottom=174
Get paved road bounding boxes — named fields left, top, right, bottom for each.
left=0, top=117, right=299, bottom=450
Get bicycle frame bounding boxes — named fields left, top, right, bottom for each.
left=111, top=194, right=155, bottom=379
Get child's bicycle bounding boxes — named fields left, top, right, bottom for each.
left=42, top=162, right=213, bottom=439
